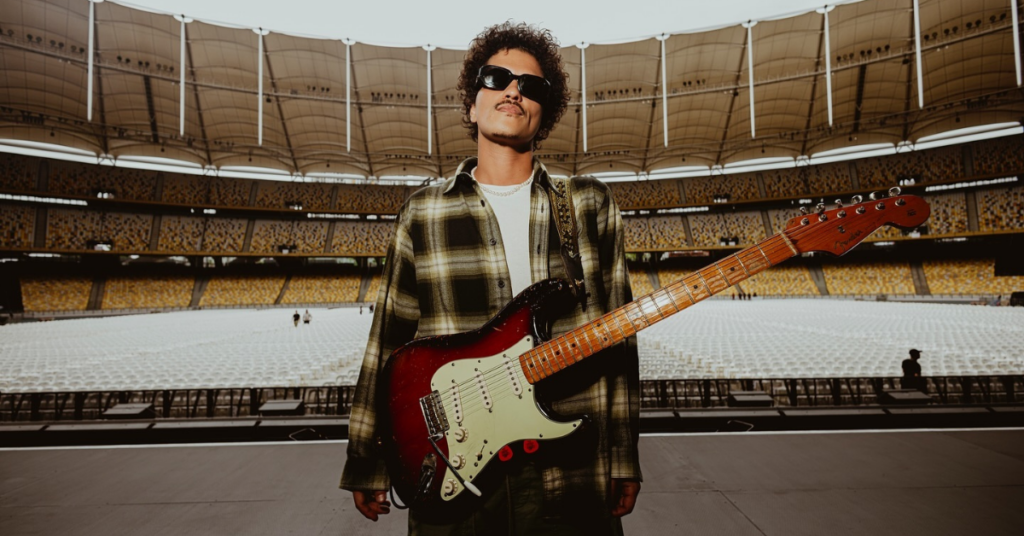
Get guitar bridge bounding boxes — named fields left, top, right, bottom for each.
left=420, top=390, right=449, bottom=439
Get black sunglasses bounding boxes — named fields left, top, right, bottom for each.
left=476, top=65, right=551, bottom=104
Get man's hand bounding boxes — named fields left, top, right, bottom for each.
left=609, top=478, right=641, bottom=517
left=352, top=490, right=391, bottom=521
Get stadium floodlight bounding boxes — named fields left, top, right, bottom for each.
left=424, top=45, right=436, bottom=155
left=816, top=6, right=835, bottom=126
left=174, top=15, right=193, bottom=137
left=86, top=1, right=106, bottom=122
left=742, top=21, right=758, bottom=138
left=656, top=34, right=669, bottom=147
left=1013, top=0, right=1022, bottom=87
left=577, top=42, right=590, bottom=153
left=913, top=0, right=924, bottom=108
left=253, top=28, right=271, bottom=146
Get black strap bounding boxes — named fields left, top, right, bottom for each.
left=546, top=177, right=588, bottom=311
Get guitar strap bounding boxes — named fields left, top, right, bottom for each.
left=546, top=177, right=588, bottom=311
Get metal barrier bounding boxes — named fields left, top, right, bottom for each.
left=1, top=375, right=1021, bottom=422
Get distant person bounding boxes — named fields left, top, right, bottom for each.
left=359, top=306, right=363, bottom=315
left=901, top=349, right=923, bottom=390
left=292, top=310, right=300, bottom=327
left=303, top=310, right=312, bottom=324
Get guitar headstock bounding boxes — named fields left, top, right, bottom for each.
left=784, top=187, right=930, bottom=256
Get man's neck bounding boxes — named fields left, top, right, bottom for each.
left=474, top=139, right=534, bottom=186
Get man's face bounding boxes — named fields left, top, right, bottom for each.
left=470, top=48, right=544, bottom=150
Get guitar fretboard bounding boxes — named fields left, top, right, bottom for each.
left=518, top=232, right=800, bottom=384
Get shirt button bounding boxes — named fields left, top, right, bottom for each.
left=498, top=280, right=505, bottom=288
left=489, top=238, right=497, bottom=246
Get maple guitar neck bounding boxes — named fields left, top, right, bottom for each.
left=517, top=232, right=794, bottom=384
left=516, top=190, right=931, bottom=384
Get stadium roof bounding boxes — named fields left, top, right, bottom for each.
left=1, top=0, right=1022, bottom=179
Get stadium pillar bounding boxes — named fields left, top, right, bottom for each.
left=577, top=43, right=590, bottom=153
left=742, top=21, right=758, bottom=138
left=816, top=6, right=835, bottom=126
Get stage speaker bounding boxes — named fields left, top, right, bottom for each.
left=102, top=403, right=156, bottom=420
left=259, top=399, right=305, bottom=417
left=879, top=389, right=931, bottom=405
left=727, top=391, right=774, bottom=407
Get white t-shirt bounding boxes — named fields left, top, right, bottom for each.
left=476, top=171, right=534, bottom=297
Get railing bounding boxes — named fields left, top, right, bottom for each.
left=1, top=375, right=1021, bottom=422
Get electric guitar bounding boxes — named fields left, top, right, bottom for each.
left=378, top=188, right=929, bottom=513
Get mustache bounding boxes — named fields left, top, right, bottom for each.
left=496, top=101, right=523, bottom=113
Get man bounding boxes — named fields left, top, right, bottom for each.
left=901, top=349, right=923, bottom=390
left=341, top=22, right=641, bottom=535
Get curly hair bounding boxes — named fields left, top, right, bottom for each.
left=457, top=22, right=571, bottom=151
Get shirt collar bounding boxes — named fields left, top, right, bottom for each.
left=444, top=156, right=553, bottom=195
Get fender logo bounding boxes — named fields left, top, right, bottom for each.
left=834, top=229, right=864, bottom=251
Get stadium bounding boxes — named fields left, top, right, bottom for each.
left=1, top=0, right=1023, bottom=534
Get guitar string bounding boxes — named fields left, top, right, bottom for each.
left=433, top=202, right=899, bottom=410
left=441, top=211, right=853, bottom=411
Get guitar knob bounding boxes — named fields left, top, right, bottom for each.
left=452, top=454, right=466, bottom=469
left=453, top=427, right=468, bottom=443
left=888, top=186, right=901, bottom=197
left=851, top=195, right=863, bottom=204
left=442, top=479, right=457, bottom=496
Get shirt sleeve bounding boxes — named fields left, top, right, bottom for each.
left=340, top=203, right=421, bottom=491
left=595, top=184, right=643, bottom=482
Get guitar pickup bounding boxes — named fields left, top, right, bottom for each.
left=420, top=390, right=450, bottom=439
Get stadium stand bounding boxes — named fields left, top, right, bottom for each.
left=209, top=177, right=255, bottom=207
left=683, top=172, right=760, bottom=204
left=624, top=218, right=650, bottom=251
left=281, top=274, right=362, bottom=304
left=924, top=192, right=969, bottom=235
left=0, top=203, right=35, bottom=248
left=48, top=161, right=158, bottom=201
left=976, top=186, right=1024, bottom=232
left=199, top=218, right=248, bottom=253
left=20, top=277, right=92, bottom=312
left=864, top=224, right=906, bottom=241
left=336, top=184, right=408, bottom=213
left=762, top=169, right=807, bottom=199
left=199, top=276, right=285, bottom=307
left=806, top=162, right=853, bottom=194
left=608, top=179, right=682, bottom=208
left=250, top=220, right=329, bottom=254
left=647, top=216, right=689, bottom=250
left=331, top=221, right=393, bottom=256
left=45, top=209, right=152, bottom=251
left=741, top=266, right=819, bottom=296
left=923, top=259, right=1024, bottom=296
left=970, top=135, right=1024, bottom=176
left=766, top=208, right=800, bottom=234
left=255, top=181, right=334, bottom=211
left=628, top=267, right=655, bottom=297
left=822, top=262, right=915, bottom=295
left=364, top=273, right=382, bottom=303
left=102, top=277, right=194, bottom=309
left=157, top=215, right=205, bottom=252
left=0, top=154, right=37, bottom=191
left=160, top=173, right=212, bottom=205
left=856, top=145, right=962, bottom=189
left=687, top=211, right=766, bottom=247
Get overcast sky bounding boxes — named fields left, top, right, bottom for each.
left=121, top=0, right=862, bottom=49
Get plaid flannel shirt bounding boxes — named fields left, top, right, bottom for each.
left=340, top=157, right=642, bottom=511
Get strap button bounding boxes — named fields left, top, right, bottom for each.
left=489, top=238, right=497, bottom=246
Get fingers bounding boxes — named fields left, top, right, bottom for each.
left=352, top=490, right=391, bottom=521
left=610, top=480, right=640, bottom=518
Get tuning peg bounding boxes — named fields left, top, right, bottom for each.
left=869, top=191, right=882, bottom=201
left=816, top=202, right=826, bottom=213
left=851, top=194, right=863, bottom=204
left=799, top=206, right=809, bottom=215
left=888, top=186, right=901, bottom=197
left=835, top=199, right=844, bottom=208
